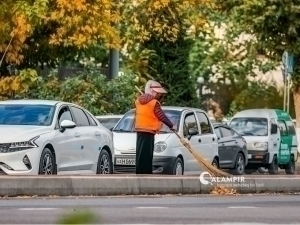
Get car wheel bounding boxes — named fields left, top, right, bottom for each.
left=285, top=156, right=295, bottom=175
left=212, top=158, right=219, bottom=168
left=38, top=148, right=55, bottom=175
left=97, top=149, right=113, bottom=174
left=172, top=157, right=183, bottom=175
left=268, top=155, right=279, bottom=175
left=231, top=153, right=245, bottom=175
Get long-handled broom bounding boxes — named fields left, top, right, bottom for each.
left=134, top=86, right=230, bottom=177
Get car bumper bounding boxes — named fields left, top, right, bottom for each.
left=247, top=150, right=269, bottom=165
left=114, top=155, right=177, bottom=174
left=0, top=148, right=41, bottom=175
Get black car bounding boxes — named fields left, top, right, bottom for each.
left=213, top=123, right=248, bottom=175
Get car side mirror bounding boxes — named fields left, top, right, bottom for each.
left=60, top=120, right=76, bottom=132
left=110, top=127, right=113, bottom=131
left=271, top=124, right=278, bottom=134
left=187, top=128, right=198, bottom=140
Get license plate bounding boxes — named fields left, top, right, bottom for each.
left=116, top=158, right=135, bottom=165
left=248, top=154, right=252, bottom=159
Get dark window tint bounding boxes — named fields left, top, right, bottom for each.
left=70, top=107, right=90, bottom=126
left=196, top=112, right=212, bottom=134
left=220, top=127, right=233, bottom=137
left=183, top=113, right=198, bottom=137
left=214, top=127, right=221, bottom=138
left=278, top=120, right=288, bottom=136
left=286, top=120, right=296, bottom=135
left=85, top=111, right=97, bottom=126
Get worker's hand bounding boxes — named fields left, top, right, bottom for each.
left=170, top=126, right=177, bottom=132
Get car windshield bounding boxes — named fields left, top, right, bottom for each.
left=113, top=110, right=181, bottom=133
left=97, top=118, right=121, bottom=130
left=0, top=104, right=55, bottom=126
left=229, top=117, right=268, bottom=136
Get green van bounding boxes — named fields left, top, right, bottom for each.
left=229, top=109, right=298, bottom=174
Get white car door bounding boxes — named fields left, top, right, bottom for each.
left=69, top=106, right=96, bottom=171
left=195, top=111, right=218, bottom=163
left=52, top=106, right=83, bottom=173
left=180, top=111, right=203, bottom=172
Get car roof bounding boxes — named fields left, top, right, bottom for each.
left=128, top=106, right=206, bottom=113
left=232, top=109, right=279, bottom=118
left=96, top=115, right=123, bottom=119
left=0, top=99, right=62, bottom=106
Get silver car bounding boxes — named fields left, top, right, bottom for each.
left=112, top=106, right=219, bottom=175
left=96, top=115, right=123, bottom=131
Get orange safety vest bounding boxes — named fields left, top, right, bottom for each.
left=134, top=99, right=162, bottom=133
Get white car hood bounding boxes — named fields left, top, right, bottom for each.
left=113, top=132, right=172, bottom=153
left=0, top=125, right=51, bottom=143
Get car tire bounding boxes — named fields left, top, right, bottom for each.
left=231, top=153, right=245, bottom=175
left=97, top=149, right=113, bottom=174
left=172, top=157, right=184, bottom=175
left=285, top=156, right=295, bottom=175
left=212, top=158, right=219, bottom=168
left=268, top=155, right=279, bottom=175
left=38, top=148, right=56, bottom=175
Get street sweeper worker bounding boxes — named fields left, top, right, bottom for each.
left=134, top=80, right=176, bottom=174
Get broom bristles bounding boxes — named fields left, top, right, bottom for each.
left=178, top=137, right=231, bottom=177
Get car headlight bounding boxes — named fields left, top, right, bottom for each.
left=254, top=142, right=268, bottom=149
left=154, top=141, right=167, bottom=153
left=0, top=136, right=39, bottom=153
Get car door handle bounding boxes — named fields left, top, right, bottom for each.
left=198, top=138, right=201, bottom=143
left=95, top=131, right=101, bottom=137
left=75, top=132, right=81, bottom=137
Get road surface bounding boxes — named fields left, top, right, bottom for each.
left=0, top=194, right=300, bottom=224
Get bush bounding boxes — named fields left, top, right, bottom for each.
left=17, top=66, right=138, bottom=115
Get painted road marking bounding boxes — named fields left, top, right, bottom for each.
left=18, top=208, right=60, bottom=211
left=136, top=207, right=168, bottom=209
left=228, top=206, right=259, bottom=209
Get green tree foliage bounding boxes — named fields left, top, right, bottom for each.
left=216, top=0, right=300, bottom=125
left=17, top=67, right=137, bottom=115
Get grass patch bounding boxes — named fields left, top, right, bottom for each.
left=57, top=209, right=101, bottom=224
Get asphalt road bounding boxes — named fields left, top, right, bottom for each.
left=0, top=194, right=300, bottom=224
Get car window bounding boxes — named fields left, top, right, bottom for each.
left=214, top=127, right=222, bottom=138
left=57, top=107, right=73, bottom=128
left=183, top=113, right=198, bottom=137
left=85, top=111, right=97, bottom=126
left=229, top=117, right=268, bottom=136
left=0, top=104, right=55, bottom=126
left=196, top=112, right=212, bottom=135
left=220, top=127, right=233, bottom=137
left=70, top=106, right=90, bottom=126
left=98, top=118, right=121, bottom=130
left=278, top=120, right=288, bottom=136
left=286, top=120, right=296, bottom=135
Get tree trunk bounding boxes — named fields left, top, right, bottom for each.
left=293, top=87, right=300, bottom=128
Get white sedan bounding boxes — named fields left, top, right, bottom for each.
left=0, top=100, right=114, bottom=175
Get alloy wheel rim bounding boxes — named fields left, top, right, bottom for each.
left=176, top=163, right=182, bottom=175
left=237, top=155, right=244, bottom=173
left=42, top=153, right=53, bottom=175
left=100, top=155, right=110, bottom=174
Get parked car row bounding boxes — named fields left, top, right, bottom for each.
left=0, top=99, right=297, bottom=176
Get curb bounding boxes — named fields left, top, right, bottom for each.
left=1, top=175, right=300, bottom=197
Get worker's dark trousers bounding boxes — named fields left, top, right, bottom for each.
left=136, top=132, right=155, bottom=174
